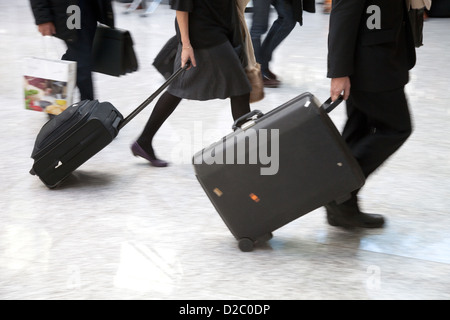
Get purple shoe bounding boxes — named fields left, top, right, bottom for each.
left=131, top=141, right=169, bottom=167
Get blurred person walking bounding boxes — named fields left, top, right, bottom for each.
left=30, top=0, right=115, bottom=101
left=131, top=0, right=252, bottom=167
left=326, top=0, right=417, bottom=228
left=323, top=0, right=332, bottom=13
left=250, top=0, right=315, bottom=88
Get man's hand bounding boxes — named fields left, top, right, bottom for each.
left=331, top=76, right=351, bottom=101
left=37, top=22, right=56, bottom=36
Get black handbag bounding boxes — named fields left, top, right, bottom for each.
left=409, top=8, right=425, bottom=48
left=92, top=24, right=138, bottom=77
left=153, top=35, right=178, bottom=80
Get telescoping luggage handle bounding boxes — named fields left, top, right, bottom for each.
left=321, top=95, right=344, bottom=113
left=232, top=109, right=264, bottom=131
left=232, top=95, right=344, bottom=131
left=118, top=61, right=190, bottom=130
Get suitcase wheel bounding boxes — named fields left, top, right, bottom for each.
left=238, top=238, right=254, bottom=252
left=238, top=233, right=273, bottom=252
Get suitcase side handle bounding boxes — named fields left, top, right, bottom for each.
left=321, top=95, right=344, bottom=113
left=232, top=109, right=264, bottom=131
left=118, top=61, right=190, bottom=130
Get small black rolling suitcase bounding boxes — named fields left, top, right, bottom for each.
left=192, top=92, right=365, bottom=252
left=30, top=65, right=188, bottom=188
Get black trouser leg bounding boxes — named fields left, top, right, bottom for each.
left=343, top=87, right=413, bottom=179
left=325, top=87, right=412, bottom=228
left=62, top=0, right=97, bottom=101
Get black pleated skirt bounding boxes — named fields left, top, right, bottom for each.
left=167, top=41, right=251, bottom=101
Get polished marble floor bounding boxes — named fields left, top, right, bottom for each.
left=1, top=1, right=450, bottom=300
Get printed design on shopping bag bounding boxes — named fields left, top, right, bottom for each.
left=24, top=57, right=76, bottom=116
left=24, top=77, right=69, bottom=114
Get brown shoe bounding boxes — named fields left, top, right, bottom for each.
left=263, top=75, right=281, bottom=88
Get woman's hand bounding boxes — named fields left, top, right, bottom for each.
left=176, top=11, right=196, bottom=70
left=181, top=45, right=196, bottom=70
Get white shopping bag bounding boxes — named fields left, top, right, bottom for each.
left=23, top=57, right=76, bottom=116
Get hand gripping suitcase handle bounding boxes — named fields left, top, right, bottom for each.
left=232, top=109, right=264, bottom=131
left=118, top=61, right=191, bottom=130
left=321, top=95, right=344, bottom=113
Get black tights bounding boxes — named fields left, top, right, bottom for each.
left=136, top=91, right=251, bottom=158
left=230, top=93, right=251, bottom=121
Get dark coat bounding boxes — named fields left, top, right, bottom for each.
left=30, top=0, right=114, bottom=42
left=327, top=0, right=416, bottom=92
left=290, top=0, right=316, bottom=26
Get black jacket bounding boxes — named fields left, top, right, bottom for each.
left=327, top=0, right=416, bottom=92
left=30, top=0, right=114, bottom=42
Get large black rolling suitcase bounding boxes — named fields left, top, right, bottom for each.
left=30, top=65, right=188, bottom=188
left=192, top=92, right=365, bottom=252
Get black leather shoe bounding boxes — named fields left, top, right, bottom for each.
left=263, top=75, right=280, bottom=88
left=325, top=201, right=385, bottom=229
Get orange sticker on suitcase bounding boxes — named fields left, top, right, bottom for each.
left=213, top=188, right=223, bottom=197
left=249, top=193, right=260, bottom=203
